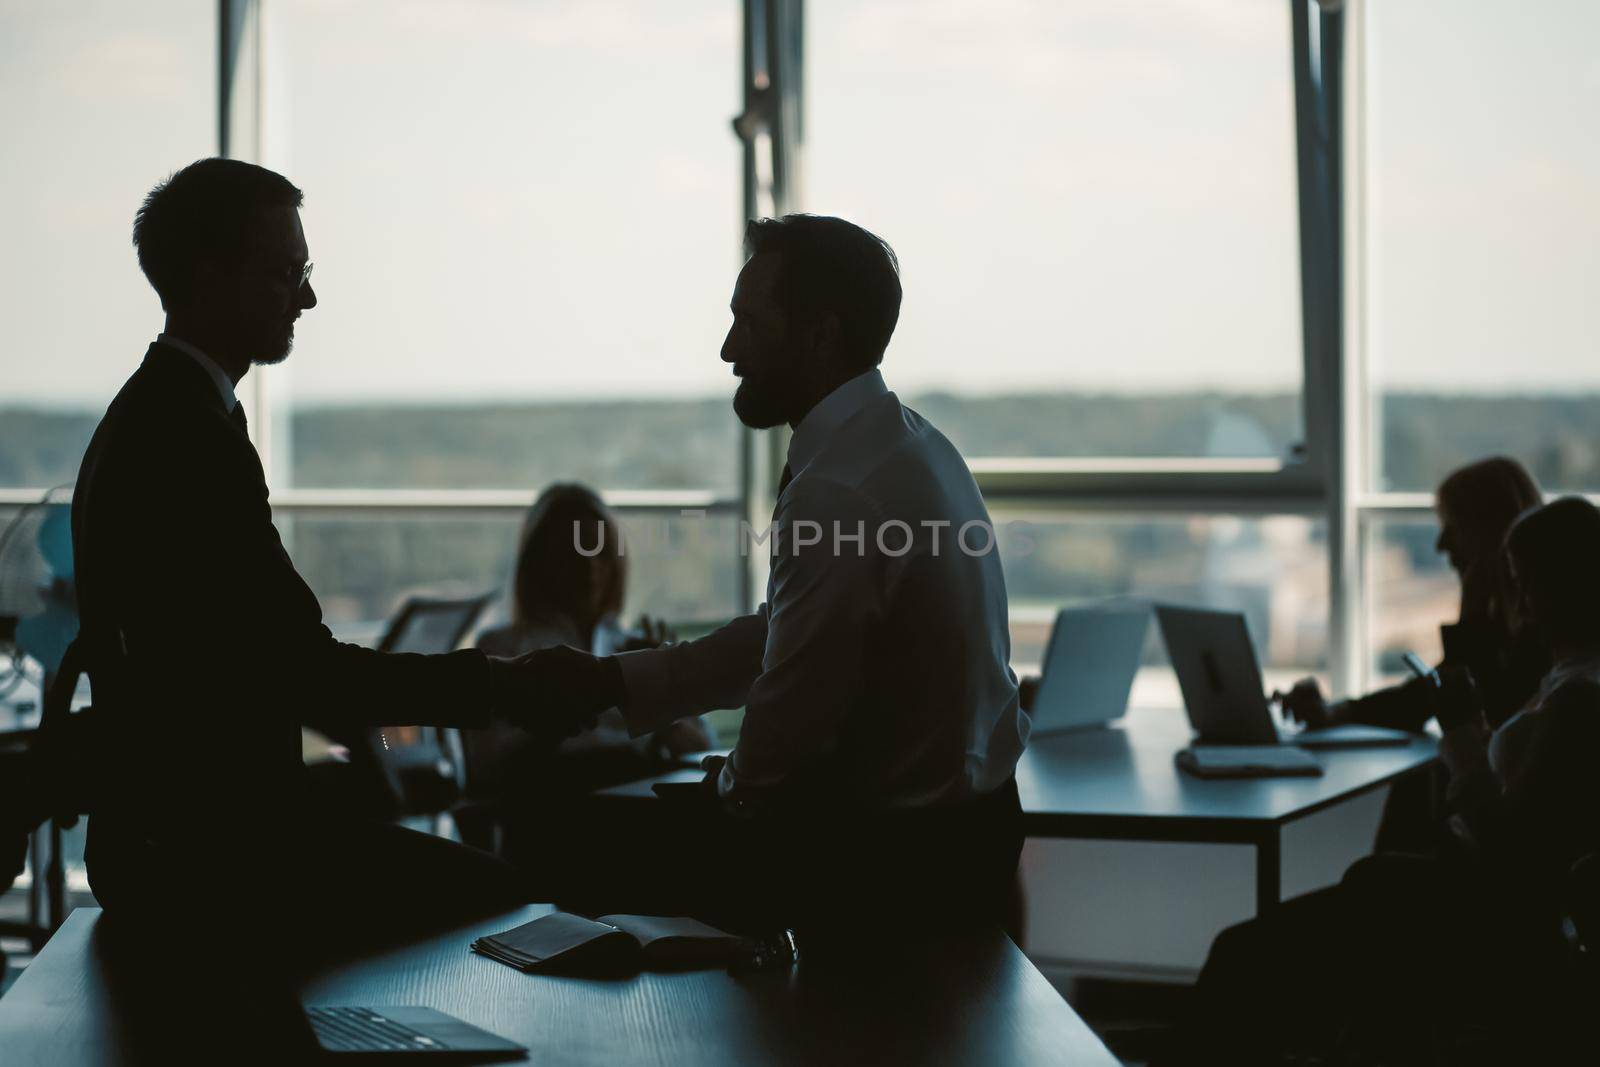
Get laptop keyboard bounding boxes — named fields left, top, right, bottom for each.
left=307, top=1007, right=453, bottom=1052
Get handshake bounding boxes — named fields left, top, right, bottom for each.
left=485, top=645, right=628, bottom=745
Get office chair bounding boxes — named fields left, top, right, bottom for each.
left=314, top=593, right=493, bottom=826
left=377, top=593, right=494, bottom=819
left=377, top=594, right=494, bottom=658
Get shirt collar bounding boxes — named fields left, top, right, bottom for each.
left=786, top=368, right=890, bottom=475
left=156, top=332, right=238, bottom=413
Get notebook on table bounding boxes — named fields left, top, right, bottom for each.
left=471, top=912, right=751, bottom=974
left=1175, top=745, right=1322, bottom=778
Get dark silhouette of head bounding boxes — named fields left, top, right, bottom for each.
left=511, top=484, right=626, bottom=642
left=1434, top=456, right=1542, bottom=577
left=1505, top=496, right=1600, bottom=653
left=721, top=214, right=902, bottom=430
left=133, top=158, right=316, bottom=379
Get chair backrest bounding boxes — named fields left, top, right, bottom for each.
left=371, top=593, right=493, bottom=814
left=377, top=593, right=494, bottom=655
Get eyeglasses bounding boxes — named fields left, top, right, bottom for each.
left=289, top=261, right=315, bottom=290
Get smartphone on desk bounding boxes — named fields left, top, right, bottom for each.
left=652, top=781, right=711, bottom=802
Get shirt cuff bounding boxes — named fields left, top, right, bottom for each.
left=613, top=648, right=674, bottom=738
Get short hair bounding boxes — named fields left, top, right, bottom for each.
left=1506, top=496, right=1600, bottom=641
left=132, top=158, right=304, bottom=311
left=743, top=214, right=902, bottom=370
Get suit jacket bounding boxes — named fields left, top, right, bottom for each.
left=71, top=343, right=491, bottom=901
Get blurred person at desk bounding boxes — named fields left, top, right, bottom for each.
left=1277, top=456, right=1547, bottom=850
left=1279, top=456, right=1546, bottom=734
left=1160, top=496, right=1600, bottom=1065
left=68, top=159, right=616, bottom=973
left=468, top=483, right=710, bottom=804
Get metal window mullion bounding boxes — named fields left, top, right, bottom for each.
left=1342, top=0, right=1373, bottom=694
left=1291, top=0, right=1354, bottom=695
left=734, top=0, right=805, bottom=612
left=737, top=0, right=763, bottom=612
left=219, top=0, right=275, bottom=489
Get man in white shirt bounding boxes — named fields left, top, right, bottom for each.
left=569, top=215, right=1030, bottom=925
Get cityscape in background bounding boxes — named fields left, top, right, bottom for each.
left=5, top=387, right=1591, bottom=693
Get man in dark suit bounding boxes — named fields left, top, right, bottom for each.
left=71, top=158, right=613, bottom=966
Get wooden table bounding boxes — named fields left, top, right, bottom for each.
left=601, top=706, right=1440, bottom=916
left=0, top=907, right=1118, bottom=1066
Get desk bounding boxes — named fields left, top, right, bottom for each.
left=0, top=906, right=1118, bottom=1066
left=601, top=706, right=1440, bottom=917
left=1016, top=707, right=1439, bottom=914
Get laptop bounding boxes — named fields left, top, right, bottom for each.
left=1154, top=604, right=1412, bottom=750
left=304, top=1005, right=526, bottom=1059
left=1029, top=603, right=1151, bottom=737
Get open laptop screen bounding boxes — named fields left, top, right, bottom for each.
left=1030, top=605, right=1150, bottom=736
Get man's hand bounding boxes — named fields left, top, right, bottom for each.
left=658, top=718, right=714, bottom=758
left=698, top=753, right=728, bottom=796
left=1274, top=677, right=1336, bottom=729
left=487, top=645, right=627, bottom=747
left=617, top=614, right=676, bottom=653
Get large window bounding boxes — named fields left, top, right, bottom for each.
left=1364, top=0, right=1600, bottom=494
left=1364, top=516, right=1453, bottom=687
left=1356, top=0, right=1600, bottom=687
left=0, top=1, right=214, bottom=488
left=286, top=509, right=743, bottom=638
left=808, top=0, right=1306, bottom=464
left=256, top=0, right=747, bottom=629
left=267, top=0, right=742, bottom=496
left=14, top=1, right=1562, bottom=697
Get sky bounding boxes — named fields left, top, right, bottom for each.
left=1, top=0, right=1596, bottom=409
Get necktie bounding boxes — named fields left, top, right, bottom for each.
left=230, top=402, right=249, bottom=437
left=777, top=463, right=794, bottom=497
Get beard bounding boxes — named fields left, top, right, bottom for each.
left=251, top=322, right=296, bottom=367
left=732, top=375, right=789, bottom=429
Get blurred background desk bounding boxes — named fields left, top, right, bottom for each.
left=0, top=905, right=1118, bottom=1066
left=1014, top=706, right=1439, bottom=915
left=601, top=706, right=1440, bottom=919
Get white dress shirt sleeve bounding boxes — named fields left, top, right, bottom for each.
left=718, top=478, right=882, bottom=798
left=613, top=608, right=770, bottom=736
